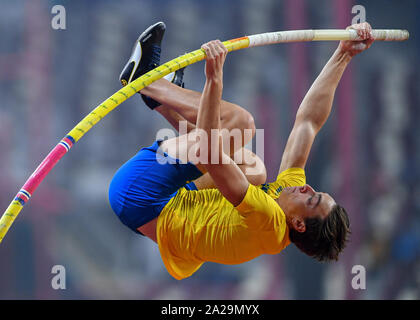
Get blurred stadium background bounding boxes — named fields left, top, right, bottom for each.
left=0, top=0, right=419, bottom=299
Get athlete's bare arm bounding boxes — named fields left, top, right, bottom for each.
left=279, top=22, right=374, bottom=173
left=196, top=40, right=249, bottom=206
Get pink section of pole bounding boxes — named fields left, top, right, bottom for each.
left=21, top=144, right=68, bottom=197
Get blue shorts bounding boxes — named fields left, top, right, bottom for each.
left=108, top=140, right=203, bottom=235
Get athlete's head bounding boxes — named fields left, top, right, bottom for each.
left=277, top=184, right=350, bottom=261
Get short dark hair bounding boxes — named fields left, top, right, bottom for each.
left=289, top=204, right=350, bottom=262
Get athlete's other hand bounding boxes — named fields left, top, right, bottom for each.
left=201, top=40, right=228, bottom=81
left=339, top=22, right=374, bottom=57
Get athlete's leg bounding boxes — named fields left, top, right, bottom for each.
left=153, top=96, right=266, bottom=186
left=120, top=21, right=255, bottom=151
left=143, top=79, right=256, bottom=146
left=156, top=105, right=266, bottom=187
left=155, top=104, right=196, bottom=133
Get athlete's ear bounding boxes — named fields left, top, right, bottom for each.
left=292, top=217, right=306, bottom=233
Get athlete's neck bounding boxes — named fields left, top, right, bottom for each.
left=275, top=196, right=293, bottom=227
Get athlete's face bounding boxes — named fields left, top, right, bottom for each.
left=278, top=184, right=336, bottom=233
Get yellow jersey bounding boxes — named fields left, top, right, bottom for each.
left=156, top=167, right=306, bottom=280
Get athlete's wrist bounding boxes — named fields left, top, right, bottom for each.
left=205, top=75, right=223, bottom=88
left=334, top=47, right=353, bottom=64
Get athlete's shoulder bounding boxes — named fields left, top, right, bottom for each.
left=236, top=183, right=280, bottom=214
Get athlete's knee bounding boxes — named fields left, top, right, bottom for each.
left=241, top=109, right=256, bottom=137
left=223, top=104, right=255, bottom=135
left=236, top=109, right=256, bottom=147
